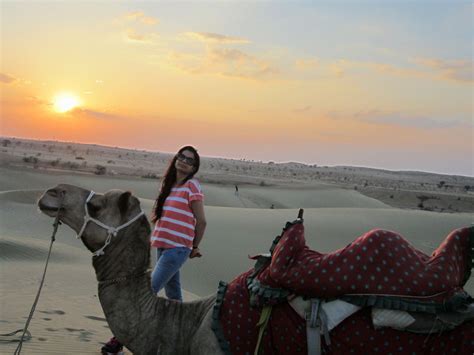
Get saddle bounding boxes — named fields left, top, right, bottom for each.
left=212, top=212, right=474, bottom=354
left=248, top=216, right=473, bottom=311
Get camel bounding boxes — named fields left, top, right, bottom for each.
left=38, top=184, right=224, bottom=355
left=38, top=184, right=473, bottom=354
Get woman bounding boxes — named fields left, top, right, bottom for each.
left=149, top=145, right=206, bottom=300
left=101, top=146, right=206, bottom=354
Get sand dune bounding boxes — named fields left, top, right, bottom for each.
left=1, top=167, right=472, bottom=354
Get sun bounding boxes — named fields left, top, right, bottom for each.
left=53, top=93, right=81, bottom=113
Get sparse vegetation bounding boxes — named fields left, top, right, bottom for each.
left=95, top=165, right=107, bottom=175
left=22, top=156, right=38, bottom=164
left=50, top=159, right=61, bottom=167
left=142, top=173, right=160, bottom=179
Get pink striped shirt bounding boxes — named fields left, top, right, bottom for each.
left=150, top=178, right=204, bottom=249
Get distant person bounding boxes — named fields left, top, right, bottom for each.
left=101, top=146, right=206, bottom=354
left=235, top=184, right=239, bottom=196
left=270, top=204, right=274, bottom=209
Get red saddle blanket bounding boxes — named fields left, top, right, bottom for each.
left=213, top=270, right=474, bottom=354
left=252, top=222, right=473, bottom=306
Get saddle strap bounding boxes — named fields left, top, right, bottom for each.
left=306, top=299, right=331, bottom=355
left=254, top=305, right=273, bottom=355
left=306, top=299, right=321, bottom=355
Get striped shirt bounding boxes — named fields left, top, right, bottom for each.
left=150, top=178, right=204, bottom=249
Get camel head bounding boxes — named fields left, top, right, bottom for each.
left=38, top=184, right=148, bottom=256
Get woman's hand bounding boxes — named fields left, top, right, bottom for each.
left=189, top=247, right=202, bottom=258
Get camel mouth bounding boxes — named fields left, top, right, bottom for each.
left=38, top=201, right=63, bottom=214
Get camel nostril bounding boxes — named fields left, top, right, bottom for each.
left=47, top=189, right=58, bottom=198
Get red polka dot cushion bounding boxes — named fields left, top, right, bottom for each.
left=250, top=221, right=473, bottom=310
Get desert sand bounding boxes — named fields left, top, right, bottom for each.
left=1, top=138, right=473, bottom=354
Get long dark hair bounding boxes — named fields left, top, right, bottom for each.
left=151, top=146, right=200, bottom=223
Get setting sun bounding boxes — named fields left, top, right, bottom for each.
left=53, top=93, right=81, bottom=113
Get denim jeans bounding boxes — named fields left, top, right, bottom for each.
left=151, top=247, right=191, bottom=301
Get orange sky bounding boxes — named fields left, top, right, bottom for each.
left=1, top=2, right=472, bottom=175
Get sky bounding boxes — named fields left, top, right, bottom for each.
left=1, top=0, right=472, bottom=175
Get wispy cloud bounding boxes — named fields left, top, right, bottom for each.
left=326, top=57, right=473, bottom=84
left=124, top=11, right=158, bottom=25
left=0, top=73, right=16, bottom=84
left=414, top=58, right=473, bottom=83
left=167, top=47, right=279, bottom=81
left=184, top=32, right=250, bottom=44
left=349, top=110, right=472, bottom=129
left=73, top=108, right=124, bottom=120
left=295, top=58, right=318, bottom=70
left=329, top=60, right=348, bottom=77
left=293, top=105, right=312, bottom=113
left=123, top=28, right=157, bottom=43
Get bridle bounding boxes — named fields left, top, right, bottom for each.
left=77, top=191, right=145, bottom=257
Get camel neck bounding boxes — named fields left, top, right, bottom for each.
left=98, top=272, right=216, bottom=354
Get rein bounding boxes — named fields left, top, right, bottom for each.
left=3, top=194, right=64, bottom=354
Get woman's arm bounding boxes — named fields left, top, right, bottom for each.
left=190, top=200, right=206, bottom=258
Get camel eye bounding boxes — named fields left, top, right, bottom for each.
left=87, top=201, right=101, bottom=218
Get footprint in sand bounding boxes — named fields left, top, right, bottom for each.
left=84, top=315, right=107, bottom=322
left=39, top=309, right=66, bottom=315
left=65, top=327, right=86, bottom=332
left=42, top=318, right=52, bottom=321
left=79, top=330, right=94, bottom=342
left=37, top=337, right=47, bottom=341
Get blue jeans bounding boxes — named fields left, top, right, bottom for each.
left=151, top=247, right=191, bottom=301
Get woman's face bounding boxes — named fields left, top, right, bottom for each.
left=175, top=149, right=196, bottom=175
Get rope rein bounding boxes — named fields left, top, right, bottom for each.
left=1, top=194, right=64, bottom=354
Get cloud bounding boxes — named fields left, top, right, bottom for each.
left=350, top=110, right=472, bottom=129
left=167, top=47, right=279, bottom=81
left=124, top=11, right=158, bottom=25
left=73, top=108, right=124, bottom=120
left=123, top=28, right=157, bottom=43
left=293, top=106, right=312, bottom=113
left=414, top=58, right=473, bottom=83
left=0, top=73, right=16, bottom=84
left=295, top=58, right=318, bottom=70
left=321, top=57, right=473, bottom=84
left=184, top=32, right=250, bottom=44
left=329, top=60, right=348, bottom=77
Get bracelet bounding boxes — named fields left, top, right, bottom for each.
left=192, top=246, right=199, bottom=249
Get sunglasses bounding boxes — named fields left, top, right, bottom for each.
left=176, top=152, right=196, bottom=166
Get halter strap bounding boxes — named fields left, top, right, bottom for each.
left=76, top=190, right=145, bottom=257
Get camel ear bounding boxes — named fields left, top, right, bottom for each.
left=118, top=191, right=132, bottom=216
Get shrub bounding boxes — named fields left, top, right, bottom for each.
left=142, top=173, right=159, bottom=179
left=64, top=161, right=80, bottom=169
left=95, top=165, right=107, bottom=175
left=23, top=156, right=38, bottom=164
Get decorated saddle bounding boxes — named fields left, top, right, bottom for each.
left=212, top=213, right=474, bottom=354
